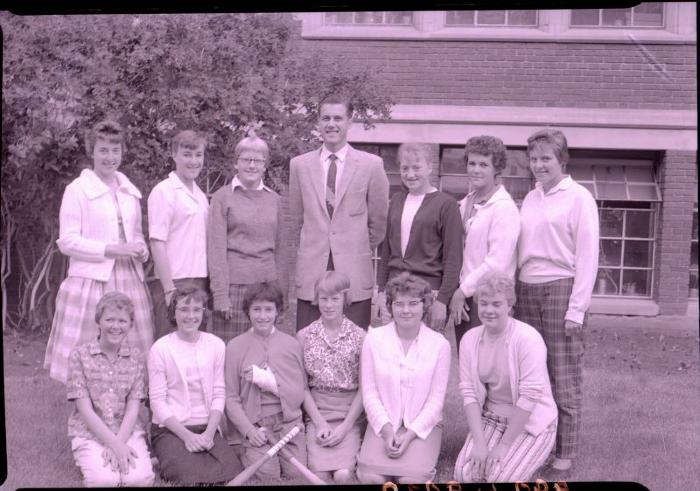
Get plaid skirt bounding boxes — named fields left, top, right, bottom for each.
left=44, top=258, right=154, bottom=383
left=210, top=283, right=254, bottom=344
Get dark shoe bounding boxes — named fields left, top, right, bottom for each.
left=537, top=462, right=574, bottom=481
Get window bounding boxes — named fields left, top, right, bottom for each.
left=445, top=10, right=537, bottom=26
left=353, top=143, right=403, bottom=196
left=691, top=205, right=699, bottom=298
left=570, top=3, right=664, bottom=28
left=324, top=11, right=413, bottom=25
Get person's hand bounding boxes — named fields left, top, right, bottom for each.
left=485, top=442, right=508, bottom=478
left=214, top=306, right=233, bottom=320
left=324, top=421, right=349, bottom=447
left=564, top=320, right=583, bottom=337
left=101, top=447, right=119, bottom=472
left=195, top=431, right=215, bottom=452
left=315, top=420, right=333, bottom=445
left=134, top=243, right=149, bottom=263
left=387, top=428, right=416, bottom=458
left=430, top=300, right=447, bottom=332
left=243, top=365, right=255, bottom=383
left=182, top=430, right=206, bottom=453
left=468, top=440, right=489, bottom=481
left=380, top=424, right=396, bottom=456
left=109, top=440, right=137, bottom=473
left=246, top=428, right=268, bottom=447
left=449, top=289, right=470, bottom=325
left=106, top=243, right=142, bottom=259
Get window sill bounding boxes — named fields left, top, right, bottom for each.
left=589, top=297, right=659, bottom=316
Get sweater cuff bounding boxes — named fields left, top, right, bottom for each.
left=515, top=396, right=537, bottom=413
left=211, top=397, right=226, bottom=414
left=213, top=291, right=230, bottom=311
left=565, top=309, right=585, bottom=325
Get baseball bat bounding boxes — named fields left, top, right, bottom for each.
left=226, top=424, right=301, bottom=486
left=278, top=446, right=327, bottom=485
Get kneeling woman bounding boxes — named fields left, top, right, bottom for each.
left=454, top=272, right=557, bottom=482
left=225, top=282, right=308, bottom=480
left=147, top=286, right=242, bottom=485
left=297, top=271, right=366, bottom=483
left=357, top=272, right=451, bottom=484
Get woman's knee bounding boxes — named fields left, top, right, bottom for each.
left=333, top=467, right=354, bottom=483
left=121, top=465, right=156, bottom=487
left=356, top=468, right=386, bottom=484
left=82, top=469, right=121, bottom=488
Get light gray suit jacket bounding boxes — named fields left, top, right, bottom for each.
left=289, top=145, right=389, bottom=302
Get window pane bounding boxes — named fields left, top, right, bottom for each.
left=507, top=10, right=537, bottom=26
left=441, top=147, right=466, bottom=175
left=602, top=8, right=632, bottom=26
left=691, top=242, right=699, bottom=270
left=625, top=166, right=654, bottom=183
left=580, top=182, right=596, bottom=196
left=355, top=12, right=384, bottom=24
left=601, top=209, right=623, bottom=237
left=441, top=175, right=469, bottom=200
left=597, top=182, right=627, bottom=200
left=601, top=239, right=622, bottom=266
left=628, top=184, right=660, bottom=201
left=690, top=270, right=699, bottom=297
left=380, top=146, right=399, bottom=173
left=385, top=11, right=413, bottom=25
left=325, top=12, right=354, bottom=24
left=621, top=269, right=651, bottom=297
left=504, top=150, right=531, bottom=177
left=626, top=210, right=654, bottom=238
left=594, top=165, right=625, bottom=181
left=569, top=164, right=594, bottom=181
left=388, top=174, right=403, bottom=198
left=571, top=9, right=599, bottom=26
left=501, top=177, right=533, bottom=203
left=633, top=3, right=663, bottom=27
left=692, top=211, right=698, bottom=240
left=446, top=10, right=475, bottom=25
left=354, top=143, right=379, bottom=155
left=623, top=240, right=653, bottom=268
left=477, top=10, right=506, bottom=25
left=595, top=269, right=620, bottom=295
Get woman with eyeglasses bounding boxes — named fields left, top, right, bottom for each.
left=357, top=272, right=450, bottom=484
left=147, top=286, right=243, bottom=485
left=207, top=132, right=282, bottom=344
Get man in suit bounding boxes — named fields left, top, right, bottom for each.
left=289, top=94, right=389, bottom=330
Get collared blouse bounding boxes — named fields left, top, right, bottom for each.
left=299, top=317, right=365, bottom=392
left=66, top=340, right=146, bottom=440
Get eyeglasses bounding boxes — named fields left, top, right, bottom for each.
left=176, top=307, right=206, bottom=314
left=238, top=157, right=266, bottom=165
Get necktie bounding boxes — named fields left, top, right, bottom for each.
left=326, top=154, right=338, bottom=218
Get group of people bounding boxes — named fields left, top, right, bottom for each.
left=44, top=93, right=600, bottom=486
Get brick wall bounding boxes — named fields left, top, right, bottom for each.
left=654, top=150, right=698, bottom=314
left=300, top=39, right=697, bottom=110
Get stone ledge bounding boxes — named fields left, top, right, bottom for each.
left=589, top=297, right=660, bottom=316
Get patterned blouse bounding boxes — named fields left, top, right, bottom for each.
left=300, top=317, right=365, bottom=393
left=66, top=340, right=146, bottom=440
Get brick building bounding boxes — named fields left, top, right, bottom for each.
left=291, top=4, right=697, bottom=317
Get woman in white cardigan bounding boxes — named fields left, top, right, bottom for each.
left=454, top=272, right=557, bottom=482
left=357, top=272, right=451, bottom=484
left=44, top=120, right=154, bottom=384
left=449, top=135, right=520, bottom=352
left=148, top=286, right=242, bottom=484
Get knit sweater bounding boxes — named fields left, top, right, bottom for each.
left=377, top=190, right=463, bottom=305
left=224, top=329, right=307, bottom=444
left=207, top=183, right=282, bottom=310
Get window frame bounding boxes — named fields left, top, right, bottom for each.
left=444, top=9, right=539, bottom=28
left=569, top=4, right=665, bottom=29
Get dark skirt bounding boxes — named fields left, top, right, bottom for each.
left=211, top=283, right=254, bottom=344
left=151, top=423, right=243, bottom=485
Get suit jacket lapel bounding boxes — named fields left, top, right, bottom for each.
left=335, top=146, right=358, bottom=208
left=308, top=149, right=329, bottom=218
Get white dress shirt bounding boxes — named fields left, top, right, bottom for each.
left=319, top=144, right=349, bottom=190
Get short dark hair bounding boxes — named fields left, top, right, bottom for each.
left=318, top=93, right=354, bottom=118
left=465, top=135, right=508, bottom=174
left=242, top=282, right=284, bottom=320
left=85, top=119, right=125, bottom=157
left=167, top=286, right=210, bottom=329
left=384, top=272, right=434, bottom=322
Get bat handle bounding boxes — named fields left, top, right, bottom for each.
left=265, top=424, right=301, bottom=457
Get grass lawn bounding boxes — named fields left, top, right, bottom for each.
left=2, top=313, right=698, bottom=490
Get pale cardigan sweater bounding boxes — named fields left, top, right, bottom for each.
left=458, top=318, right=558, bottom=436
left=361, top=322, right=451, bottom=440
left=457, top=185, right=520, bottom=298
left=148, top=332, right=226, bottom=427
left=56, top=168, right=147, bottom=282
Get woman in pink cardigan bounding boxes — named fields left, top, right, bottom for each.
left=357, top=272, right=451, bottom=484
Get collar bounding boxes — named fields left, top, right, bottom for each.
left=536, top=175, right=573, bottom=196
left=231, top=174, right=272, bottom=192
left=312, top=317, right=352, bottom=342
left=389, top=320, right=426, bottom=351
left=168, top=171, right=204, bottom=196
left=320, top=144, right=349, bottom=164
left=77, top=168, right=142, bottom=200
left=88, top=339, right=132, bottom=357
left=249, top=326, right=277, bottom=338
left=477, top=317, right=516, bottom=346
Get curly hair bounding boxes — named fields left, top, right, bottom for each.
left=474, top=271, right=517, bottom=308
left=465, top=135, right=508, bottom=173
left=384, top=272, right=434, bottom=321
